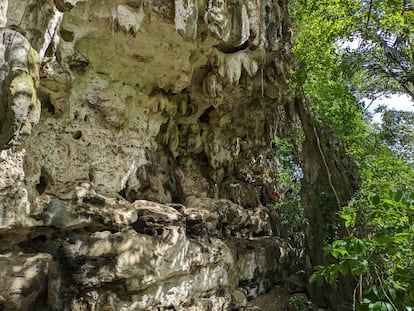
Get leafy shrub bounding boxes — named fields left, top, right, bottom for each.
left=311, top=190, right=414, bottom=310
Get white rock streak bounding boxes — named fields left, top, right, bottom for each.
left=0, top=0, right=7, bottom=27
left=39, top=7, right=63, bottom=60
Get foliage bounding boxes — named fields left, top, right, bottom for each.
left=288, top=293, right=312, bottom=311
left=292, top=0, right=414, bottom=102
left=306, top=94, right=414, bottom=310
left=266, top=136, right=306, bottom=261
left=311, top=189, right=414, bottom=310
left=291, top=0, right=414, bottom=309
left=308, top=120, right=414, bottom=308
left=291, top=0, right=414, bottom=144
left=271, top=138, right=304, bottom=223
left=375, top=109, right=414, bottom=162
left=290, top=2, right=365, bottom=146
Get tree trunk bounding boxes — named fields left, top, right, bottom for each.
left=296, top=95, right=360, bottom=309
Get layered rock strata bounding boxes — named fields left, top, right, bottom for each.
left=0, top=0, right=294, bottom=309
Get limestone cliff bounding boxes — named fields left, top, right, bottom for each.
left=0, top=1, right=296, bottom=310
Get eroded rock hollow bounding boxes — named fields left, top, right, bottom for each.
left=0, top=0, right=296, bottom=310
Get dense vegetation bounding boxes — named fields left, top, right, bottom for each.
left=290, top=0, right=414, bottom=310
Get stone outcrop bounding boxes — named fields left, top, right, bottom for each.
left=0, top=253, right=60, bottom=310
left=0, top=0, right=295, bottom=310
left=0, top=28, right=41, bottom=148
left=0, top=149, right=33, bottom=228
left=0, top=181, right=292, bottom=310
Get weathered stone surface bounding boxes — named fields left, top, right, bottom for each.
left=205, top=0, right=250, bottom=49
left=0, top=253, right=60, bottom=311
left=17, top=0, right=292, bottom=205
left=0, top=0, right=296, bottom=309
left=0, top=0, right=6, bottom=27
left=0, top=179, right=292, bottom=310
left=184, top=196, right=273, bottom=238
left=7, top=0, right=61, bottom=57
left=175, top=0, right=198, bottom=41
left=0, top=149, right=33, bottom=228
left=54, top=0, right=85, bottom=12
left=285, top=270, right=306, bottom=294
left=0, top=29, right=40, bottom=148
left=59, top=206, right=290, bottom=310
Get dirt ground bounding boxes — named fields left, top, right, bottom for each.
left=246, top=286, right=290, bottom=311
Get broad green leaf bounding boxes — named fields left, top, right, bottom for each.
left=394, top=190, right=403, bottom=202
left=338, top=260, right=349, bottom=276
left=388, top=287, right=397, bottom=301
left=309, top=272, right=325, bottom=287
left=368, top=301, right=388, bottom=311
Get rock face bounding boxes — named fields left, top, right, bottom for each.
left=0, top=0, right=295, bottom=310
left=0, top=28, right=41, bottom=148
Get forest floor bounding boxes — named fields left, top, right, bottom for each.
left=246, top=286, right=327, bottom=311
left=247, top=286, right=289, bottom=311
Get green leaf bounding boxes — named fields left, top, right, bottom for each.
left=368, top=301, right=388, bottom=311
left=365, top=285, right=374, bottom=295
left=382, top=199, right=396, bottom=206
left=338, top=260, right=349, bottom=276
left=394, top=190, right=403, bottom=202
left=341, top=214, right=355, bottom=227
left=309, top=272, right=325, bottom=287
left=388, top=287, right=397, bottom=301
left=349, top=258, right=369, bottom=275
left=372, top=285, right=379, bottom=297
left=372, top=194, right=381, bottom=206
left=332, top=239, right=346, bottom=248
left=329, top=269, right=339, bottom=284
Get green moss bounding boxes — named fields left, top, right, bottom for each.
left=26, top=47, right=40, bottom=88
